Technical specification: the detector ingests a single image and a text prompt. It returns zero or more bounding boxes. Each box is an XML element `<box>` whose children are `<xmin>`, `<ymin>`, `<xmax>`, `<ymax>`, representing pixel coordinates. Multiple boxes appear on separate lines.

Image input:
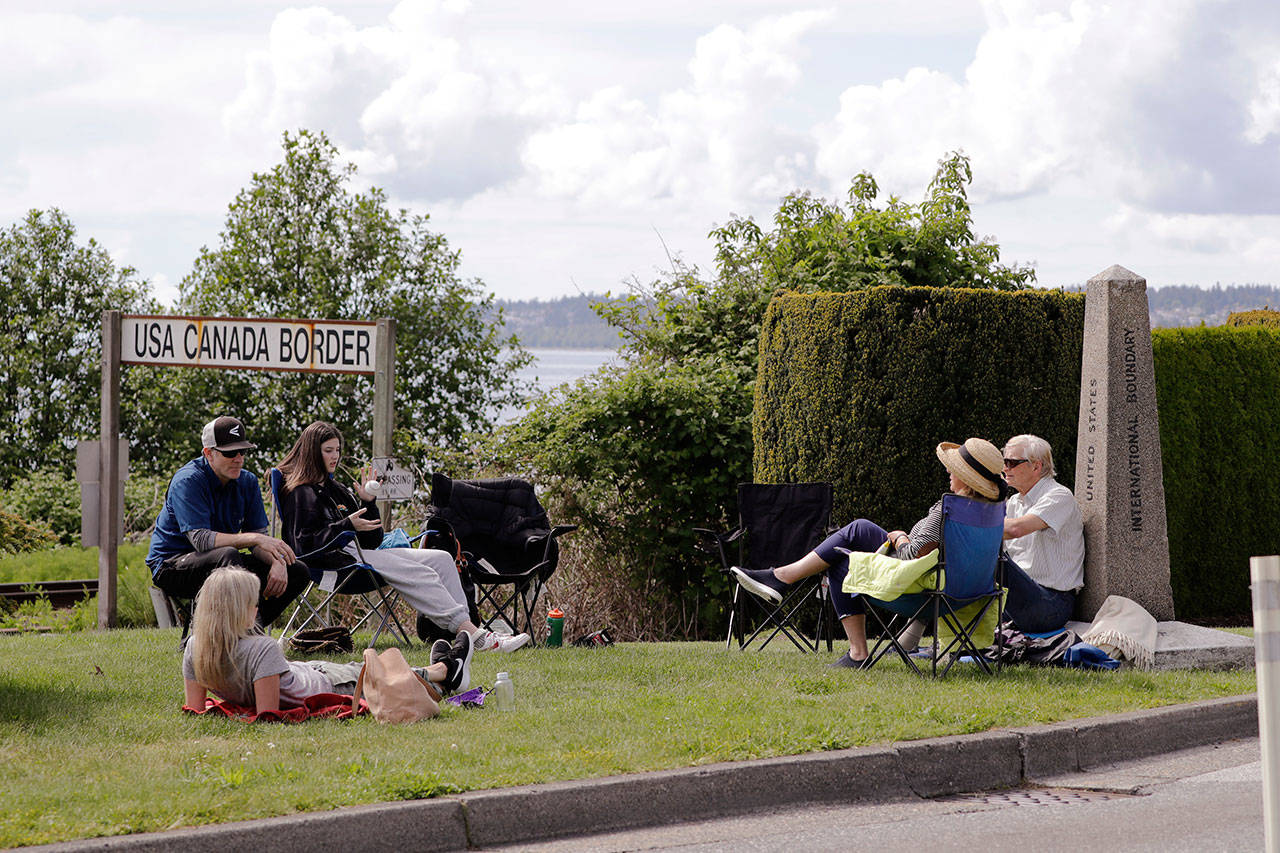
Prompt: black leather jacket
<box><xmin>280</xmin><ymin>477</ymin><xmax>382</xmax><ymax>570</ymax></box>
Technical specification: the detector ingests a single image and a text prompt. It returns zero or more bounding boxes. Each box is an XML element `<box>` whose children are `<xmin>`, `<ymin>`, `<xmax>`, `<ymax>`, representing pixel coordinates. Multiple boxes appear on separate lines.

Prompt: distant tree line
<box><xmin>1147</xmin><ymin>284</ymin><xmax>1280</xmax><ymax>327</ymax></box>
<box><xmin>496</xmin><ymin>279</ymin><xmax>1280</xmax><ymax>343</ymax></box>
<box><xmin>492</xmin><ymin>295</ymin><xmax>622</xmax><ymax>349</ymax></box>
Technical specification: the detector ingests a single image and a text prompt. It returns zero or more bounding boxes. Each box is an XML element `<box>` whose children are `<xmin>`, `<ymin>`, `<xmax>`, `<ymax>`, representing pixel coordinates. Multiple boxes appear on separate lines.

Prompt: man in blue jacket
<box><xmin>148</xmin><ymin>416</ymin><xmax>308</xmax><ymax>627</ymax></box>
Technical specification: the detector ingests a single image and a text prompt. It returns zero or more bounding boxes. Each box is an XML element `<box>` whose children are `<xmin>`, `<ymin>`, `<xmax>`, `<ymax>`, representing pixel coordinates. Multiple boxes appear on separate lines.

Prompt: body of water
<box><xmin>496</xmin><ymin>347</ymin><xmax>617</xmax><ymax>423</ymax></box>
<box><xmin>519</xmin><ymin>348</ymin><xmax>616</xmax><ymax>389</ymax></box>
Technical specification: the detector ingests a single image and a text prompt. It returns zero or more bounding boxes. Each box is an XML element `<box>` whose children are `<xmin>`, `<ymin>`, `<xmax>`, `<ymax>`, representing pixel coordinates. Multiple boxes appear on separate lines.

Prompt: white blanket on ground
<box><xmin>1080</xmin><ymin>595</ymin><xmax>1158</xmax><ymax>670</ymax></box>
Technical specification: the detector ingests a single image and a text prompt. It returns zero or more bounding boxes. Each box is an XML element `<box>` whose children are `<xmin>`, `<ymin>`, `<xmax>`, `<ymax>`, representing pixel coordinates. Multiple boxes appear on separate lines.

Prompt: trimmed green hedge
<box><xmin>1153</xmin><ymin>325</ymin><xmax>1280</xmax><ymax>620</ymax></box>
<box><xmin>754</xmin><ymin>286</ymin><xmax>1084</xmax><ymax>527</ymax></box>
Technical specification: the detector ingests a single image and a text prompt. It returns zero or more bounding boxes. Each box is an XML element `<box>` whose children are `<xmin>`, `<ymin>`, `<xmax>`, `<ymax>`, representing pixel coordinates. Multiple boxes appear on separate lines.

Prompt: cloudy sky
<box><xmin>3</xmin><ymin>0</ymin><xmax>1277</xmax><ymax>304</ymax></box>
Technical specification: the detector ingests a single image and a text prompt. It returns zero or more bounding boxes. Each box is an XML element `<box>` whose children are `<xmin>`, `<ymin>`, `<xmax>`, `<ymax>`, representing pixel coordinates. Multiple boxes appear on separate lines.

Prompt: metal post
<box><xmin>372</xmin><ymin>318</ymin><xmax>396</xmax><ymax>521</ymax></box>
<box><xmin>1252</xmin><ymin>554</ymin><xmax>1280</xmax><ymax>851</ymax></box>
<box><xmin>98</xmin><ymin>310</ymin><xmax>122</xmax><ymax>628</ymax></box>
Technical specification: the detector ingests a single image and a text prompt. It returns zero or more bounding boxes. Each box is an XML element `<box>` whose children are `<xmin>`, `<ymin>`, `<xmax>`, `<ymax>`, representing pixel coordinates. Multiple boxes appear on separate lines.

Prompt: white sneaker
<box><xmin>472</xmin><ymin>628</ymin><xmax>530</xmax><ymax>652</ymax></box>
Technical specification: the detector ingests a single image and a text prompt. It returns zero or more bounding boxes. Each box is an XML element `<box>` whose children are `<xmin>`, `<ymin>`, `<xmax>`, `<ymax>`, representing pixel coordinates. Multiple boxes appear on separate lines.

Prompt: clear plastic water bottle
<box><xmin>492</xmin><ymin>671</ymin><xmax>514</xmax><ymax>711</ymax></box>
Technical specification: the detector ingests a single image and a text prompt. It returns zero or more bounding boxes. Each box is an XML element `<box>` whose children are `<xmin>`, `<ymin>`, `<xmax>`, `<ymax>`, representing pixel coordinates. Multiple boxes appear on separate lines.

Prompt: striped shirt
<box><xmin>898</xmin><ymin>500</ymin><xmax>945</xmax><ymax>560</ymax></box>
<box><xmin>1004</xmin><ymin>476</ymin><xmax>1085</xmax><ymax>591</ymax></box>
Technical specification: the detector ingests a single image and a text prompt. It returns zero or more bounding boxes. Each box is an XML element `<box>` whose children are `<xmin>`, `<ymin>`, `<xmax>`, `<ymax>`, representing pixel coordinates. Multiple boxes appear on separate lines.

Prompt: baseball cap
<box><xmin>201</xmin><ymin>416</ymin><xmax>257</xmax><ymax>452</ymax></box>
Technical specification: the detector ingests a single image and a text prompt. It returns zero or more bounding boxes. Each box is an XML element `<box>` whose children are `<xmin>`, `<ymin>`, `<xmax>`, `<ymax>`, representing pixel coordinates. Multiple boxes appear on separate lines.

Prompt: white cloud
<box><xmin>521</xmin><ymin>11</ymin><xmax>829</xmax><ymax>208</ymax></box>
<box><xmin>225</xmin><ymin>0</ymin><xmax>562</xmax><ymax>200</ymax></box>
<box><xmin>1106</xmin><ymin>204</ymin><xmax>1280</xmax><ymax>260</ymax></box>
<box><xmin>4</xmin><ymin>0</ymin><xmax>1280</xmax><ymax>303</ymax></box>
<box><xmin>814</xmin><ymin>0</ymin><xmax>1280</xmax><ymax>217</ymax></box>
<box><xmin>0</xmin><ymin>7</ymin><xmax>256</xmax><ymax>250</ymax></box>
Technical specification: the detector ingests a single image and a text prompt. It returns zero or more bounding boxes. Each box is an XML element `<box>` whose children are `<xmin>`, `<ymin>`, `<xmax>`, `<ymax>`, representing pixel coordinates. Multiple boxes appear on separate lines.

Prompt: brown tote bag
<box><xmin>350</xmin><ymin>647</ymin><xmax>441</xmax><ymax>723</ymax></box>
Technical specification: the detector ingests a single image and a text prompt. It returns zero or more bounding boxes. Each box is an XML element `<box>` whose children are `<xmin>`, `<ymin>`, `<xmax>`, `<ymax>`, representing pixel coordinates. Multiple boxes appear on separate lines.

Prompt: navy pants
<box><xmin>997</xmin><ymin>554</ymin><xmax>1076</xmax><ymax>633</ymax></box>
<box><xmin>813</xmin><ymin>519</ymin><xmax>891</xmax><ymax>619</ymax></box>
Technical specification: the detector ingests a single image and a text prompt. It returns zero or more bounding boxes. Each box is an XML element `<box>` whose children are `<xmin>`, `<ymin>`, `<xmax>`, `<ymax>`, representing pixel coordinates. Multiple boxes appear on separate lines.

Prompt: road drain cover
<box><xmin>939</xmin><ymin>787</ymin><xmax>1141</xmax><ymax>806</ymax></box>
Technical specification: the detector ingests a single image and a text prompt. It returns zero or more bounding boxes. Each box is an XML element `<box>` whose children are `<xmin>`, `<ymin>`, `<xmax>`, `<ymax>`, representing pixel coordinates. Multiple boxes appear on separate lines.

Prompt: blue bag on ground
<box><xmin>1063</xmin><ymin>642</ymin><xmax>1121</xmax><ymax>670</ymax></box>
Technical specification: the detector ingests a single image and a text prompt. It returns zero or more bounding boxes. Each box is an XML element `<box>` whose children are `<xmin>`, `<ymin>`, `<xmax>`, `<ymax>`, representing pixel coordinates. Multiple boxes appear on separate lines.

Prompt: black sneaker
<box><xmin>440</xmin><ymin>630</ymin><xmax>474</xmax><ymax>696</ymax></box>
<box><xmin>430</xmin><ymin>638</ymin><xmax>451</xmax><ymax>665</ymax></box>
<box><xmin>827</xmin><ymin>651</ymin><xmax>870</xmax><ymax>669</ymax></box>
<box><xmin>729</xmin><ymin>566</ymin><xmax>793</xmax><ymax>604</ymax></box>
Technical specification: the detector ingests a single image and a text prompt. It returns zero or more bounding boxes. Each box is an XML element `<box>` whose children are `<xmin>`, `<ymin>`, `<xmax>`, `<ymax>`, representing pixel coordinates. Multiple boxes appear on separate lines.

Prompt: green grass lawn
<box><xmin>0</xmin><ymin>544</ymin><xmax>147</xmax><ymax>584</ymax></box>
<box><xmin>0</xmin><ymin>628</ymin><xmax>1258</xmax><ymax>848</ymax></box>
<box><xmin>0</xmin><ymin>545</ymin><xmax>156</xmax><ymax>630</ymax></box>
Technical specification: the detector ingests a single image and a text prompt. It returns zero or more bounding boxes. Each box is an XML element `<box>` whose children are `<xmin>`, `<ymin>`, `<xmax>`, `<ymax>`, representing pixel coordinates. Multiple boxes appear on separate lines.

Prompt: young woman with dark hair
<box><xmin>277</xmin><ymin>421</ymin><xmax>529</xmax><ymax>653</ymax></box>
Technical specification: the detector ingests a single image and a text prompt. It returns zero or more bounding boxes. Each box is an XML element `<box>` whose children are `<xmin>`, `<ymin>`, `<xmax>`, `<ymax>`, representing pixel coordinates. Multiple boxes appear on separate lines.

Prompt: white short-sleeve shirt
<box><xmin>1004</xmin><ymin>476</ymin><xmax>1085</xmax><ymax>591</ymax></box>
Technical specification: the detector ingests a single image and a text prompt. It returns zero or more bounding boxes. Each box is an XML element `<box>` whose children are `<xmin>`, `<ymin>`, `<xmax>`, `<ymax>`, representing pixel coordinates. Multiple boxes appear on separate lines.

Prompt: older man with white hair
<box><xmin>999</xmin><ymin>433</ymin><xmax>1085</xmax><ymax>632</ymax></box>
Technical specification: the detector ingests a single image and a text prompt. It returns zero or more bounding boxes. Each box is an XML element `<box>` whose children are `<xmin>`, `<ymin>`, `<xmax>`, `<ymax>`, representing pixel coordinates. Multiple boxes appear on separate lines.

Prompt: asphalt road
<box><xmin>488</xmin><ymin>738</ymin><xmax>1264</xmax><ymax>853</ymax></box>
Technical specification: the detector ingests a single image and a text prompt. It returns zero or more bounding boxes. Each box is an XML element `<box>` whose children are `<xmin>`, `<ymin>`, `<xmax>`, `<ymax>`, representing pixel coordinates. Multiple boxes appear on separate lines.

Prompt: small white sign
<box><xmin>369</xmin><ymin>457</ymin><xmax>414</xmax><ymax>500</ymax></box>
<box><xmin>121</xmin><ymin>315</ymin><xmax>377</xmax><ymax>374</ymax></box>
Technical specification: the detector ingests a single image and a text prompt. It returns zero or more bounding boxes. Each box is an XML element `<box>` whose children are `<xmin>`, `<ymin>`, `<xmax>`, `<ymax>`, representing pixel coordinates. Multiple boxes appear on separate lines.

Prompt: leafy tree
<box><xmin>0</xmin><ymin>209</ymin><xmax>152</xmax><ymax>488</ymax></box>
<box><xmin>492</xmin><ymin>153</ymin><xmax>1035</xmax><ymax>639</ymax></box>
<box><xmin>150</xmin><ymin>130</ymin><xmax>530</xmax><ymax>466</ymax></box>
<box><xmin>714</xmin><ymin>156</ymin><xmax>1034</xmax><ymax>294</ymax></box>
<box><xmin>602</xmin><ymin>153</ymin><xmax>1033</xmax><ymax>372</ymax></box>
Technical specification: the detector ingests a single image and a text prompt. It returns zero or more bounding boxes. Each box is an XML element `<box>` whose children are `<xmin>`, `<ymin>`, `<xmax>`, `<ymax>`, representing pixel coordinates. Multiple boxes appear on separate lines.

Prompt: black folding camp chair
<box><xmin>427</xmin><ymin>473</ymin><xmax>577</xmax><ymax>639</ymax></box>
<box><xmin>696</xmin><ymin>482</ymin><xmax>835</xmax><ymax>652</ymax></box>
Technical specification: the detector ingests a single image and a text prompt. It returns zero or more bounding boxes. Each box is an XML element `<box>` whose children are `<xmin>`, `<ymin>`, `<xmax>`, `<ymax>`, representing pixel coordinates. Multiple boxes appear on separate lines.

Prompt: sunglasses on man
<box><xmin>215</xmin><ymin>448</ymin><xmax>247</xmax><ymax>458</ymax></box>
<box><xmin>1003</xmin><ymin>457</ymin><xmax>1029</xmax><ymax>468</ymax></box>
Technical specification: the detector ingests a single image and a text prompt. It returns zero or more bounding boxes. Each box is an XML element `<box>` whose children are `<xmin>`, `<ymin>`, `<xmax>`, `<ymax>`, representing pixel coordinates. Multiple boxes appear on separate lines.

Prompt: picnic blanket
<box><xmin>183</xmin><ymin>692</ymin><xmax>369</xmax><ymax>723</ymax></box>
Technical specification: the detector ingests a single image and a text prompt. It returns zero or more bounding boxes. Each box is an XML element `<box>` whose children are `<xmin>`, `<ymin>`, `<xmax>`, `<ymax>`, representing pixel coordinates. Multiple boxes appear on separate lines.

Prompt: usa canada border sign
<box><xmin>122</xmin><ymin>315</ymin><xmax>378</xmax><ymax>374</ymax></box>
<box><xmin>97</xmin><ymin>311</ymin><xmax>397</xmax><ymax>628</ymax></box>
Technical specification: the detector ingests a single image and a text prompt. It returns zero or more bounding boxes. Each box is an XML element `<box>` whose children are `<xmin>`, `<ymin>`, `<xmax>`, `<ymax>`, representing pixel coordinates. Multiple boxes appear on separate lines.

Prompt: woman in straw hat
<box><xmin>731</xmin><ymin>437</ymin><xmax>1009</xmax><ymax>668</ymax></box>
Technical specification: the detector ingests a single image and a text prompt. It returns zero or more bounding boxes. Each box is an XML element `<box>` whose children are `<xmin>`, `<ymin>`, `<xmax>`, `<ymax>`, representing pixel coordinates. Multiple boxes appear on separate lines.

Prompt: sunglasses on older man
<box><xmin>1003</xmin><ymin>457</ymin><xmax>1029</xmax><ymax>468</ymax></box>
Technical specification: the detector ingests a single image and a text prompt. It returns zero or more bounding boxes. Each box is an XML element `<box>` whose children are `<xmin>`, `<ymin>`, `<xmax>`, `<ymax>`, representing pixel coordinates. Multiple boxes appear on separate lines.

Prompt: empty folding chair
<box><xmin>696</xmin><ymin>482</ymin><xmax>835</xmax><ymax>652</ymax></box>
<box><xmin>848</xmin><ymin>492</ymin><xmax>1006</xmax><ymax>678</ymax></box>
<box><xmin>425</xmin><ymin>473</ymin><xmax>576</xmax><ymax>639</ymax></box>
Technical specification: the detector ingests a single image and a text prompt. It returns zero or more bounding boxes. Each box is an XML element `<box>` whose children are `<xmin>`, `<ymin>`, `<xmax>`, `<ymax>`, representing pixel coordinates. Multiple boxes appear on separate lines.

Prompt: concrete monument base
<box><xmin>1067</xmin><ymin>620</ymin><xmax>1254</xmax><ymax>671</ymax></box>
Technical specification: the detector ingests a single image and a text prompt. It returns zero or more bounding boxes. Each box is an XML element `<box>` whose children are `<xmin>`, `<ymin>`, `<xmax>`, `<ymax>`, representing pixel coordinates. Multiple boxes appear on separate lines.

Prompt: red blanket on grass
<box><xmin>183</xmin><ymin>692</ymin><xmax>369</xmax><ymax>723</ymax></box>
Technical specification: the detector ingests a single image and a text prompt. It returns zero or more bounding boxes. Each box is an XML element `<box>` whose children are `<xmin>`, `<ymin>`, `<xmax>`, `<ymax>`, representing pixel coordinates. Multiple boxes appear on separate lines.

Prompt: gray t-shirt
<box><xmin>182</xmin><ymin>634</ymin><xmax>333</xmax><ymax>707</ymax></box>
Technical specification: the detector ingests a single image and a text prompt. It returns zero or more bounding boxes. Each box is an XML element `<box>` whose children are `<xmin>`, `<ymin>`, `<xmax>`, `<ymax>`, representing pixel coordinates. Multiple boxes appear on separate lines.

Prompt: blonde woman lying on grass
<box><xmin>182</xmin><ymin>568</ymin><xmax>473</xmax><ymax>714</ymax></box>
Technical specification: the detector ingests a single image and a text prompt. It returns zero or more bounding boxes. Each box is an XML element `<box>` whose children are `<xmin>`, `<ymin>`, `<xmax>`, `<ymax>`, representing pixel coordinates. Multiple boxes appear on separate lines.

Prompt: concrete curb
<box><xmin>36</xmin><ymin>694</ymin><xmax>1259</xmax><ymax>852</ymax></box>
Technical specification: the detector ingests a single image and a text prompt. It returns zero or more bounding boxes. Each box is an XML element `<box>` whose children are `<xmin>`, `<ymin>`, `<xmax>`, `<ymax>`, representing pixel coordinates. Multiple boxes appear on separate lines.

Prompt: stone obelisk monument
<box><xmin>1073</xmin><ymin>265</ymin><xmax>1176</xmax><ymax>621</ymax></box>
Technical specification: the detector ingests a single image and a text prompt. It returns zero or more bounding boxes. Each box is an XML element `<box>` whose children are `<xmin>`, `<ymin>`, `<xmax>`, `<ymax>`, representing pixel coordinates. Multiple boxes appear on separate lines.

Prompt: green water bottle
<box><xmin>547</xmin><ymin>608</ymin><xmax>564</xmax><ymax>647</ymax></box>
